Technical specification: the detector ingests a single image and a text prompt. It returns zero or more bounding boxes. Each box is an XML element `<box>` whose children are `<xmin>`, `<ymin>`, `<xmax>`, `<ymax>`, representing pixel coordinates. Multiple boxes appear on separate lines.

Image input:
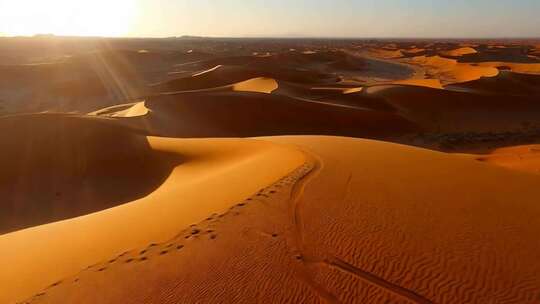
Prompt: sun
<box><xmin>0</xmin><ymin>0</ymin><xmax>139</xmax><ymax>37</ymax></box>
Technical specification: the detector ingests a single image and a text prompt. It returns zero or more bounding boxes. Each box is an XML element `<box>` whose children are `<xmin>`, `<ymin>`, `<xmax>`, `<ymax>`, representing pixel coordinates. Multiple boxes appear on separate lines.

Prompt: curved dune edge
<box><xmin>157</xmin><ymin>77</ymin><xmax>279</xmax><ymax>95</ymax></box>
<box><xmin>358</xmin><ymin>53</ymin><xmax>507</xmax><ymax>88</ymax></box>
<box><xmin>232</xmin><ymin>77</ymin><xmax>278</xmax><ymax>93</ymax></box>
<box><xmin>406</xmin><ymin>55</ymin><xmax>500</xmax><ymax>84</ymax></box>
<box><xmin>0</xmin><ymin>137</ymin><xmax>306</xmax><ymax>304</ymax></box>
<box><xmin>440</xmin><ymin>47</ymin><xmax>477</xmax><ymax>57</ymax></box>
<box><xmin>14</xmin><ymin>136</ymin><xmax>540</xmax><ymax>304</ymax></box>
<box><xmin>191</xmin><ymin>65</ymin><xmax>223</xmax><ymax>77</ymax></box>
<box><xmin>89</xmin><ymin>101</ymin><xmax>150</xmax><ymax>117</ymax></box>
<box><xmin>342</xmin><ymin>87</ymin><xmax>363</xmax><ymax>94</ymax></box>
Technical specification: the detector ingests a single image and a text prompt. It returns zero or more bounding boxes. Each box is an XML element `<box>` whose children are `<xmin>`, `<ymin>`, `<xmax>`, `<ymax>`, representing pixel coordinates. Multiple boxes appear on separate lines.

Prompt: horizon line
<box><xmin>1</xmin><ymin>34</ymin><xmax>540</xmax><ymax>41</ymax></box>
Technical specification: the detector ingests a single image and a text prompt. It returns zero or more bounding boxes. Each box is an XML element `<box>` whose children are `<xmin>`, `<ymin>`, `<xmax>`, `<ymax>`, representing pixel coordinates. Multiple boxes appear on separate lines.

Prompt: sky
<box><xmin>0</xmin><ymin>0</ymin><xmax>539</xmax><ymax>38</ymax></box>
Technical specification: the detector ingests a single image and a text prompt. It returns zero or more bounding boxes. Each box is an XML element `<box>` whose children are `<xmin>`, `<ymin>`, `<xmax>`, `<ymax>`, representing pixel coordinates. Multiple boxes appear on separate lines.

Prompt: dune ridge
<box><xmin>0</xmin><ymin>131</ymin><xmax>306</xmax><ymax>304</ymax></box>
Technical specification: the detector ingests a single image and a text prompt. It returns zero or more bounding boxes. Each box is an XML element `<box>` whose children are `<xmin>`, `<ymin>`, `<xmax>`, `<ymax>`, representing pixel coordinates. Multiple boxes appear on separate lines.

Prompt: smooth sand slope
<box><xmin>364</xmin><ymin>84</ymin><xmax>540</xmax><ymax>133</ymax></box>
<box><xmin>9</xmin><ymin>136</ymin><xmax>540</xmax><ymax>304</ymax></box>
<box><xmin>89</xmin><ymin>101</ymin><xmax>150</xmax><ymax>117</ymax></box>
<box><xmin>0</xmin><ymin>114</ymin><xmax>180</xmax><ymax>234</ymax></box>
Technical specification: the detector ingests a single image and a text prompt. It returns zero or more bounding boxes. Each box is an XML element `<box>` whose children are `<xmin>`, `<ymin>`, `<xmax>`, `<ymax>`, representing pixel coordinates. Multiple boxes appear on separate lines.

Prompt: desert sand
<box><xmin>1</xmin><ymin>37</ymin><xmax>540</xmax><ymax>304</ymax></box>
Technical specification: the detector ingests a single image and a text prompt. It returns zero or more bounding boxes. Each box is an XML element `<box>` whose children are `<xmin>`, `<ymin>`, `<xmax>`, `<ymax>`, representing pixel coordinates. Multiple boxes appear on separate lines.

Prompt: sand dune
<box><xmin>2</xmin><ymin>37</ymin><xmax>540</xmax><ymax>304</ymax></box>
<box><xmin>153</xmin><ymin>64</ymin><xmax>336</xmax><ymax>93</ymax></box>
<box><xmin>95</xmin><ymin>58</ymin><xmax>540</xmax><ymax>143</ymax></box>
<box><xmin>365</xmin><ymin>43</ymin><xmax>540</xmax><ymax>88</ymax></box>
<box><xmin>14</xmin><ymin>136</ymin><xmax>540</xmax><ymax>304</ymax></box>
<box><xmin>232</xmin><ymin>77</ymin><xmax>278</xmax><ymax>93</ymax></box>
<box><xmin>446</xmin><ymin>71</ymin><xmax>540</xmax><ymax>96</ymax></box>
<box><xmin>365</xmin><ymin>84</ymin><xmax>540</xmax><ymax>133</ymax></box>
<box><xmin>158</xmin><ymin>49</ymin><xmax>415</xmax><ymax>91</ymax></box>
<box><xmin>0</xmin><ymin>131</ymin><xmax>306</xmax><ymax>304</ymax></box>
<box><xmin>368</xmin><ymin>48</ymin><xmax>404</xmax><ymax>59</ymax></box>
<box><xmin>476</xmin><ymin>62</ymin><xmax>540</xmax><ymax>74</ymax></box>
<box><xmin>89</xmin><ymin>101</ymin><xmax>150</xmax><ymax>117</ymax></box>
<box><xmin>0</xmin><ymin>114</ymin><xmax>181</xmax><ymax>234</ymax></box>
<box><xmin>406</xmin><ymin>55</ymin><xmax>499</xmax><ymax>84</ymax></box>
<box><xmin>440</xmin><ymin>47</ymin><xmax>477</xmax><ymax>57</ymax></box>
<box><xmin>457</xmin><ymin>46</ymin><xmax>540</xmax><ymax>64</ymax></box>
<box><xmin>124</xmin><ymin>90</ymin><xmax>419</xmax><ymax>138</ymax></box>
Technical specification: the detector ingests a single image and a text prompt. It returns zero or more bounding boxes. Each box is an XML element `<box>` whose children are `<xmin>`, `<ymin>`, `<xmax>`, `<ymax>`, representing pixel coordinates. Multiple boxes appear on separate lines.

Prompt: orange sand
<box><xmin>9</xmin><ymin>136</ymin><xmax>540</xmax><ymax>304</ymax></box>
<box><xmin>1</xmin><ymin>37</ymin><xmax>540</xmax><ymax>304</ymax></box>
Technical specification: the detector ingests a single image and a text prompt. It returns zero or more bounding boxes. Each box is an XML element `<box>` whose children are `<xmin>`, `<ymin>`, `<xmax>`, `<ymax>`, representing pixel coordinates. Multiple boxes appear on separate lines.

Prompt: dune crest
<box><xmin>407</xmin><ymin>55</ymin><xmax>499</xmax><ymax>84</ymax></box>
<box><xmin>89</xmin><ymin>101</ymin><xmax>149</xmax><ymax>117</ymax></box>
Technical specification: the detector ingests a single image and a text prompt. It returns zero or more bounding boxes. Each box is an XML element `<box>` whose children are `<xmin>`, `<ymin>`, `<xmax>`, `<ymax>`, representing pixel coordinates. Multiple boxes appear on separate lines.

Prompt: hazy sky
<box><xmin>133</xmin><ymin>0</ymin><xmax>540</xmax><ymax>38</ymax></box>
<box><xmin>1</xmin><ymin>0</ymin><xmax>540</xmax><ymax>38</ymax></box>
